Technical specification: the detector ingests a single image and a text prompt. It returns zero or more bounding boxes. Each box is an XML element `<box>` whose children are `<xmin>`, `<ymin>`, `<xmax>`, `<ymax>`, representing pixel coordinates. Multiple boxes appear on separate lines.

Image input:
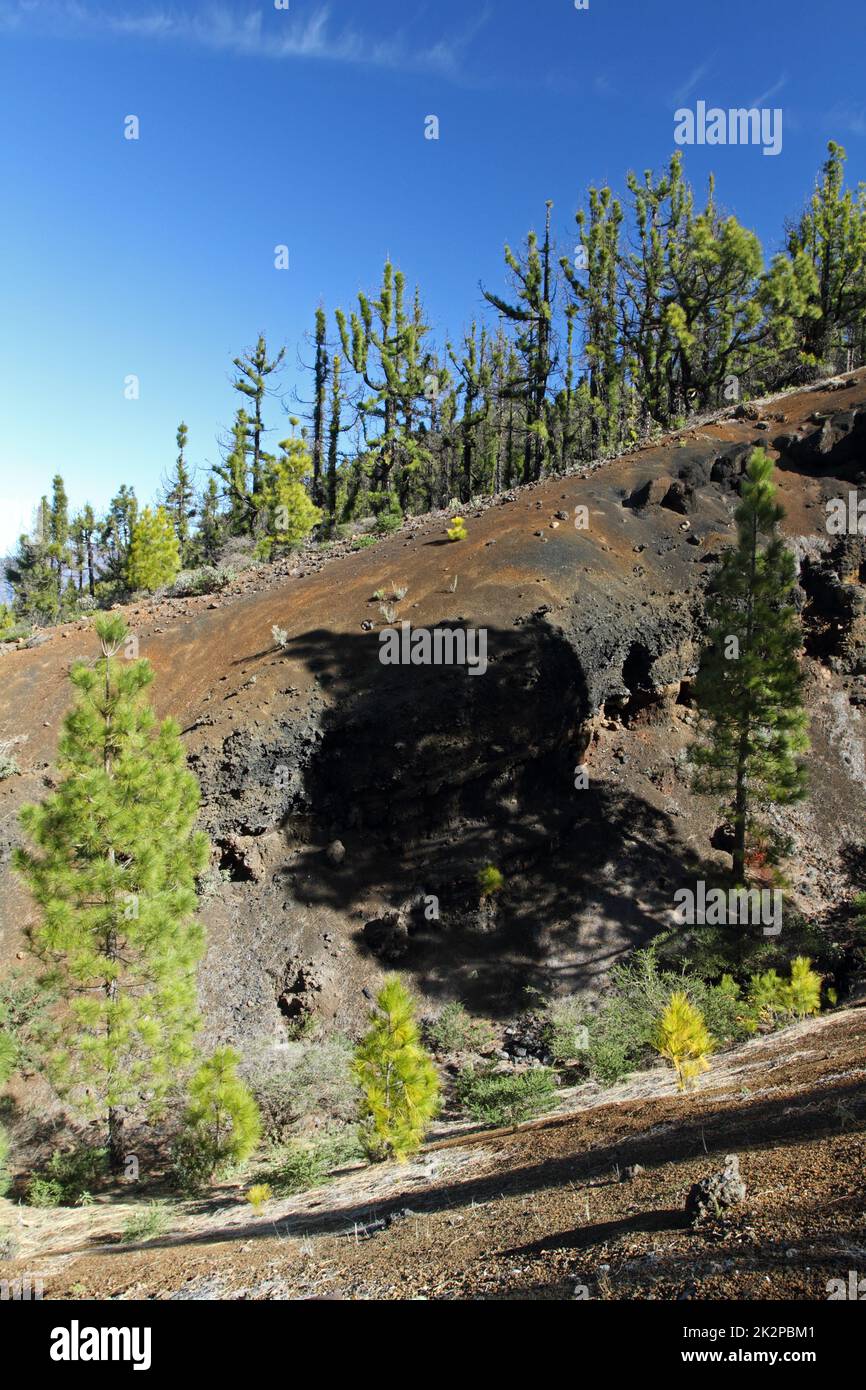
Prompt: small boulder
<box><xmin>685</xmin><ymin>1154</ymin><xmax>746</xmax><ymax>1226</ymax></box>
<box><xmin>364</xmin><ymin>912</ymin><xmax>409</xmax><ymax>961</ymax></box>
<box><xmin>621</xmin><ymin>1164</ymin><xmax>645</xmax><ymax>1182</ymax></box>
<box><xmin>326</xmin><ymin>839</ymin><xmax>346</xmax><ymax>866</ymax></box>
<box><xmin>627</xmin><ymin>475</ymin><xmax>673</xmax><ymax>509</ymax></box>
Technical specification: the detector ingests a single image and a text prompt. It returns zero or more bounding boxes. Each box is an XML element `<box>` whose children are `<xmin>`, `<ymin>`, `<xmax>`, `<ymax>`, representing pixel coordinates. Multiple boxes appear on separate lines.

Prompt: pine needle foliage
<box><xmin>14</xmin><ymin>614</ymin><xmax>209</xmax><ymax>1168</ymax></box>
<box><xmin>788</xmin><ymin>955</ymin><xmax>822</xmax><ymax>1018</ymax></box>
<box><xmin>353</xmin><ymin>976</ymin><xmax>440</xmax><ymax>1162</ymax></box>
<box><xmin>691</xmin><ymin>449</ymin><xmax>809</xmax><ymax>882</ymax></box>
<box><xmin>255</xmin><ymin>435</ymin><xmax>323</xmax><ymax>558</ymax></box>
<box><xmin>126</xmin><ymin>505</ymin><xmax>181</xmax><ymax>593</ymax></box>
<box><xmin>176</xmin><ymin>1047</ymin><xmax>261</xmax><ymax>1183</ymax></box>
<box><xmin>653</xmin><ymin>991</ymin><xmax>714</xmax><ymax>1092</ymax></box>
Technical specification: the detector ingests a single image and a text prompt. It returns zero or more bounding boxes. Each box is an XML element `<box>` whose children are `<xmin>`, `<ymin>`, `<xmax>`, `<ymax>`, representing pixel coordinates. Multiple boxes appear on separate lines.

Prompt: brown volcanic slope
<box><xmin>1</xmin><ymin>372</ymin><xmax>865</xmax><ymax>1045</ymax></box>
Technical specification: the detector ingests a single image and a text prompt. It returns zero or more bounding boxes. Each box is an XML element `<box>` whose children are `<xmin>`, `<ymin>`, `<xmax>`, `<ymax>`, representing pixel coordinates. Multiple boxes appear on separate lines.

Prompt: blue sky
<box><xmin>0</xmin><ymin>0</ymin><xmax>864</xmax><ymax>552</ymax></box>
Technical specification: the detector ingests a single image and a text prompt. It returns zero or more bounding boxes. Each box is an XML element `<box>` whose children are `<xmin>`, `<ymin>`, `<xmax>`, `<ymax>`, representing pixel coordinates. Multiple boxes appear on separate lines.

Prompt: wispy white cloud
<box><xmin>671</xmin><ymin>62</ymin><xmax>710</xmax><ymax>106</ymax></box>
<box><xmin>593</xmin><ymin>73</ymin><xmax>619</xmax><ymax>100</ymax></box>
<box><xmin>0</xmin><ymin>1</ymin><xmax>489</xmax><ymax>80</ymax></box>
<box><xmin>823</xmin><ymin>104</ymin><xmax>866</xmax><ymax>137</ymax></box>
<box><xmin>749</xmin><ymin>73</ymin><xmax>788</xmax><ymax>108</ymax></box>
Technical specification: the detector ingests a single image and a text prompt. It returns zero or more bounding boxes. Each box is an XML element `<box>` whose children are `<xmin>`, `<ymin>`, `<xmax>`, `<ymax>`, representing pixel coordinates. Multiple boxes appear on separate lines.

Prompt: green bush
<box><xmin>544</xmin><ymin>996</ymin><xmax>590</xmax><ymax>1063</ymax></box>
<box><xmin>455</xmin><ymin>1065</ymin><xmax>557</xmax><ymax>1126</ymax></box>
<box><xmin>584</xmin><ymin>947</ymin><xmax>748</xmax><ymax>1087</ymax></box>
<box><xmin>260</xmin><ymin>1130</ymin><xmax>363</xmax><ymax>1197</ymax></box>
<box><xmin>0</xmin><ymin>971</ymin><xmax>57</xmax><ymax>1080</ymax></box>
<box><xmin>168</xmin><ymin>566</ymin><xmax>235</xmax><ymax>598</ymax></box>
<box><xmin>742</xmin><ymin>956</ymin><xmax>823</xmax><ymax>1030</ymax></box>
<box><xmin>26</xmin><ymin>1145</ymin><xmax>107</xmax><ymax>1207</ymax></box>
<box><xmin>477</xmin><ymin>864</ymin><xmax>504</xmax><ymax>896</ymax></box>
<box><xmin>426</xmin><ymin>1002</ymin><xmax>496</xmax><ymax>1056</ymax></box>
<box><xmin>243</xmin><ymin>1036</ymin><xmax>356</xmax><ymax>1146</ymax></box>
<box><xmin>171</xmin><ymin>1048</ymin><xmax>261</xmax><ymax>1191</ymax></box>
<box><xmin>654</xmin><ymin>908</ymin><xmax>829</xmax><ymax>982</ymax></box>
<box><xmin>121</xmin><ymin>1201</ymin><xmax>169</xmax><ymax>1243</ymax></box>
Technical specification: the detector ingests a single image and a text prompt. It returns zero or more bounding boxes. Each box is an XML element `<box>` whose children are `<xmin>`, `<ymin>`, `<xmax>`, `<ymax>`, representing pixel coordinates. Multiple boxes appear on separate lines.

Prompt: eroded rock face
<box><xmin>3</xmin><ymin>373</ymin><xmax>866</xmax><ymax>1049</ymax></box>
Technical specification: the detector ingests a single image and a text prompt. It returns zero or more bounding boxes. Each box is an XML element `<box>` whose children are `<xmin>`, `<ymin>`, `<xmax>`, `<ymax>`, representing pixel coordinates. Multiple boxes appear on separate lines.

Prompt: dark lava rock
<box><xmin>685</xmin><ymin>1154</ymin><xmax>747</xmax><ymax>1226</ymax></box>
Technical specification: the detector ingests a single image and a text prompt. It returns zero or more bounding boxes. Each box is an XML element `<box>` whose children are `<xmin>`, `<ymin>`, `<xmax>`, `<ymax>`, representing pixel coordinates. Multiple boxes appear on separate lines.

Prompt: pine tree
<box><xmin>70</xmin><ymin>505</ymin><xmax>97</xmax><ymax>597</ymax></box>
<box><xmin>5</xmin><ymin>499</ymin><xmax>60</xmax><ymax>626</ymax></box>
<box><xmin>692</xmin><ymin>449</ymin><xmax>810</xmax><ymax>884</ymax></box>
<box><xmin>99</xmin><ymin>485</ymin><xmax>139</xmax><ymax>593</ymax></box>
<box><xmin>48</xmin><ymin>475</ymin><xmax>70</xmax><ymax>585</ymax></box>
<box><xmin>353</xmin><ymin>976</ymin><xmax>440</xmax><ymax>1161</ymax></box>
<box><xmin>653</xmin><ymin>991</ymin><xmax>713</xmax><ymax>1091</ymax></box>
<box><xmin>255</xmin><ymin>432</ymin><xmax>322</xmax><ymax>558</ymax></box>
<box><xmin>447</xmin><ymin>323</ymin><xmax>493</xmax><ymax>502</ymax></box>
<box><xmin>14</xmin><ymin>615</ymin><xmax>209</xmax><ymax>1168</ymax></box>
<box><xmin>232</xmin><ymin>335</ymin><xmax>285</xmax><ymax>504</ymax></box>
<box><xmin>197</xmin><ymin>477</ymin><xmax>223</xmax><ymax>563</ymax></box>
<box><xmin>213</xmin><ymin>408</ymin><xmax>252</xmax><ymax>536</ymax></box>
<box><xmin>177</xmin><ymin>1047</ymin><xmax>260</xmax><ymax>1182</ymax></box>
<box><xmin>787</xmin><ymin>142</ymin><xmax>866</xmax><ymax>369</ymax></box>
<box><xmin>126</xmin><ymin>505</ymin><xmax>181</xmax><ymax>593</ymax></box>
<box><xmin>310</xmin><ymin>306</ymin><xmax>329</xmax><ymax>508</ymax></box>
<box><xmin>483</xmin><ymin>204</ymin><xmax>557</xmax><ymax>483</ymax></box>
<box><xmin>336</xmin><ymin>261</ymin><xmax>433</xmax><ymax>513</ymax></box>
<box><xmin>788</xmin><ymin>956</ymin><xmax>822</xmax><ymax>1018</ymax></box>
<box><xmin>562</xmin><ymin>183</ymin><xmax>624</xmax><ymax>450</ymax></box>
<box><xmin>164</xmin><ymin>423</ymin><xmax>195</xmax><ymax>563</ymax></box>
<box><xmin>325</xmin><ymin>351</ymin><xmax>343</xmax><ymax>530</ymax></box>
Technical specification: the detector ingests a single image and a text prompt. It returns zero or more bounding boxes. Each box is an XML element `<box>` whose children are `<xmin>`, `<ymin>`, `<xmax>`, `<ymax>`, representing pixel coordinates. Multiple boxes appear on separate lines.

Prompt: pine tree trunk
<box><xmin>108</xmin><ymin>1106</ymin><xmax>125</xmax><ymax>1174</ymax></box>
<box><xmin>732</xmin><ymin>741</ymin><xmax>748</xmax><ymax>886</ymax></box>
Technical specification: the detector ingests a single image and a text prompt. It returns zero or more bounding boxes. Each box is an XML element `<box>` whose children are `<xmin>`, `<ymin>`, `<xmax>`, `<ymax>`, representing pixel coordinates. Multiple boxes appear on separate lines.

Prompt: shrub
<box><xmin>374</xmin><ymin>511</ymin><xmax>403</xmax><ymax>535</ymax></box>
<box><xmin>0</xmin><ymin>970</ymin><xmax>57</xmax><ymax>1080</ymax></box>
<box><xmin>246</xmin><ymin>1182</ymin><xmax>272</xmax><ymax>1212</ymax></box>
<box><xmin>351</xmin><ymin>535</ymin><xmax>378</xmax><ymax>551</ymax></box>
<box><xmin>26</xmin><ymin>1145</ymin><xmax>108</xmax><ymax>1207</ymax></box>
<box><xmin>745</xmin><ymin>968</ymin><xmax>791</xmax><ymax>1027</ymax></box>
<box><xmin>172</xmin><ymin>1048</ymin><xmax>261</xmax><ymax>1190</ymax></box>
<box><xmin>455</xmin><ymin>1066</ymin><xmax>557</xmax><ymax>1126</ymax></box>
<box><xmin>353</xmin><ymin>977</ymin><xmax>440</xmax><ymax>1161</ymax></box>
<box><xmin>426</xmin><ymin>1002</ymin><xmax>496</xmax><ymax>1056</ymax></box>
<box><xmin>584</xmin><ymin>947</ymin><xmax>747</xmax><ymax>1087</ymax></box>
<box><xmin>652</xmin><ymin>992</ymin><xmax>714</xmax><ymax>1091</ymax></box>
<box><xmin>477</xmin><ymin>864</ymin><xmax>504</xmax><ymax>896</ymax></box>
<box><xmin>121</xmin><ymin>1201</ymin><xmax>169</xmax><ymax>1243</ymax></box>
<box><xmin>260</xmin><ymin>1131</ymin><xmax>362</xmax><ymax>1196</ymax></box>
<box><xmin>272</xmin><ymin>625</ymin><xmax>289</xmax><ymax>650</ymax></box>
<box><xmin>243</xmin><ymin>1035</ymin><xmax>356</xmax><ymax>1146</ymax></box>
<box><xmin>545</xmin><ymin>996</ymin><xmax>590</xmax><ymax>1063</ymax></box>
<box><xmin>788</xmin><ymin>956</ymin><xmax>822</xmax><ymax>1018</ymax></box>
<box><xmin>447</xmin><ymin>516</ymin><xmax>467</xmax><ymax>542</ymax></box>
<box><xmin>0</xmin><ymin>738</ymin><xmax>24</xmax><ymax>780</ymax></box>
<box><xmin>168</xmin><ymin>566</ymin><xmax>235</xmax><ymax>598</ymax></box>
<box><xmin>743</xmin><ymin>956</ymin><xmax>823</xmax><ymax>1028</ymax></box>
<box><xmin>0</xmin><ymin>605</ymin><xmax>29</xmax><ymax>643</ymax></box>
